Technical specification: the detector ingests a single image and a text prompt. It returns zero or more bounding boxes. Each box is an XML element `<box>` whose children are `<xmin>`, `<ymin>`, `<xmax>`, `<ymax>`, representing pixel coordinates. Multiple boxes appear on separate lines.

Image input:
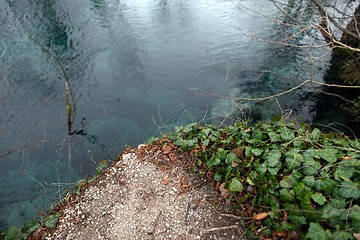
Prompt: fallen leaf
<box><xmin>219</xmin><ymin>183</ymin><xmax>230</xmax><ymax>197</ymax></box>
<box><xmin>232</xmin><ymin>148</ymin><xmax>244</xmax><ymax>157</ymax></box>
<box><xmin>163</xmin><ymin>176</ymin><xmax>170</xmax><ymax>185</ymax></box>
<box><xmin>274</xmin><ymin>230</ymin><xmax>287</xmax><ymax>237</ymax></box>
<box><xmin>253</xmin><ymin>212</ymin><xmax>269</xmax><ymax>221</ymax></box>
<box><xmin>162</xmin><ymin>145</ymin><xmax>173</xmax><ymax>155</ymax></box>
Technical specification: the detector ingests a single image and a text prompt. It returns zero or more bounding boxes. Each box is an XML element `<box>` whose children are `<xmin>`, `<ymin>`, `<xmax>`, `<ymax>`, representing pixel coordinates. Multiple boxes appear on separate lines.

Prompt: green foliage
<box><xmin>96</xmin><ymin>160</ymin><xmax>109</xmax><ymax>175</ymax></box>
<box><xmin>169</xmin><ymin>120</ymin><xmax>360</xmax><ymax>238</ymax></box>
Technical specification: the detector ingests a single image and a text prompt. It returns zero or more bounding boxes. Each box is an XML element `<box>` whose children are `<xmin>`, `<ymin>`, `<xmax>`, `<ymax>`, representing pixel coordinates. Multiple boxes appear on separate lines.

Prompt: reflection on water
<box><xmin>0</xmin><ymin>0</ymin><xmax>333</xmax><ymax>228</ymax></box>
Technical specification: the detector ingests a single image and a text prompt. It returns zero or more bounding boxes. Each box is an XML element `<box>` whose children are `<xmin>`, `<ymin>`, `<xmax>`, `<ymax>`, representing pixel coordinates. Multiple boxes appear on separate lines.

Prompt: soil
<box><xmin>30</xmin><ymin>140</ymin><xmax>247</xmax><ymax>240</ymax></box>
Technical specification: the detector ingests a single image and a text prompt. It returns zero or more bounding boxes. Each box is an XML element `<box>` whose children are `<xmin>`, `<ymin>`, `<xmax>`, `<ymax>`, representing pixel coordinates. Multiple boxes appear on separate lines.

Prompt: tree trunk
<box><xmin>340</xmin><ymin>4</ymin><xmax>360</xmax><ymax>48</ymax></box>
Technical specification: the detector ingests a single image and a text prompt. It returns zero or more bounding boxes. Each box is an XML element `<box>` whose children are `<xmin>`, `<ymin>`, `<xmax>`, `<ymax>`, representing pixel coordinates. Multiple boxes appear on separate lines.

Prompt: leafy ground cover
<box><xmin>168</xmin><ymin>120</ymin><xmax>360</xmax><ymax>239</ymax></box>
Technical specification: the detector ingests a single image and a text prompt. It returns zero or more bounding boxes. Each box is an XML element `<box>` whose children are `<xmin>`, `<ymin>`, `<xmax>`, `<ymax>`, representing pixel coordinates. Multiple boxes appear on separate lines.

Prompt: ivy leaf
<box><xmin>293</xmin><ymin>182</ymin><xmax>307</xmax><ymax>197</ymax></box>
<box><xmin>280</xmin><ymin>189</ymin><xmax>295</xmax><ymax>203</ymax></box>
<box><xmin>44</xmin><ymin>214</ymin><xmax>61</xmax><ymax>229</ymax></box>
<box><xmin>317</xmin><ymin>148</ymin><xmax>338</xmax><ymax>163</ymax></box>
<box><xmin>315</xmin><ymin>178</ymin><xmax>336</xmax><ymax>195</ymax></box>
<box><xmin>302</xmin><ymin>160</ymin><xmax>321</xmax><ymax>175</ymax></box>
<box><xmin>306</xmin><ymin>222</ymin><xmax>329</xmax><ymax>240</ymax></box>
<box><xmin>225</xmin><ymin>152</ymin><xmax>238</xmax><ymax>165</ymax></box>
<box><xmin>228</xmin><ymin>177</ymin><xmax>243</xmax><ymax>192</ymax></box>
<box><xmin>268</xmin><ymin>131</ymin><xmax>281</xmax><ymax>142</ymax></box>
<box><xmin>280</xmin><ymin>127</ymin><xmax>295</xmax><ymax>141</ymax></box>
<box><xmin>268</xmin><ymin>162</ymin><xmax>282</xmax><ymax>175</ymax></box>
<box><xmin>256</xmin><ymin>162</ymin><xmax>268</xmax><ymax>175</ymax></box>
<box><xmin>206</xmin><ymin>157</ymin><xmax>221</xmax><ymax>168</ymax></box>
<box><xmin>334</xmin><ymin>166</ymin><xmax>355</xmax><ymax>181</ymax></box>
<box><xmin>303</xmin><ymin>176</ymin><xmax>316</xmax><ymax>187</ymax></box>
<box><xmin>311</xmin><ymin>128</ymin><xmax>321</xmax><ymax>142</ymax></box>
<box><xmin>332</xmin><ymin>231</ymin><xmax>353</xmax><ymax>240</ymax></box>
<box><xmin>311</xmin><ymin>192</ymin><xmax>327</xmax><ymax>205</ymax></box>
<box><xmin>338</xmin><ymin>181</ymin><xmax>360</xmax><ymax>199</ymax></box>
<box><xmin>288</xmin><ymin>215</ymin><xmax>306</xmax><ymax>229</ymax></box>
<box><xmin>251</xmin><ymin>148</ymin><xmax>263</xmax><ymax>157</ymax></box>
<box><xmin>268</xmin><ymin>150</ymin><xmax>282</xmax><ymax>167</ymax></box>
<box><xmin>285</xmin><ymin>153</ymin><xmax>303</xmax><ymax>170</ymax></box>
<box><xmin>252</xmin><ymin>127</ymin><xmax>264</xmax><ymax>140</ymax></box>
<box><xmin>349</xmin><ymin>205</ymin><xmax>360</xmax><ymax>221</ymax></box>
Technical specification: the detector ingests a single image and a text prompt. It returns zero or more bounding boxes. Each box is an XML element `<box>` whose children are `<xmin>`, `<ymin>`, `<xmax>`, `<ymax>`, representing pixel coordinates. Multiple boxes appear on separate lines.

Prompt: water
<box><xmin>0</xmin><ymin>0</ymin><xmax>342</xmax><ymax>228</ymax></box>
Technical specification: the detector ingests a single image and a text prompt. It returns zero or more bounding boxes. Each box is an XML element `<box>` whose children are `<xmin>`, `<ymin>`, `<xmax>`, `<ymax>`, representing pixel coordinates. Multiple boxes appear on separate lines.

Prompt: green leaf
<box><xmin>280</xmin><ymin>127</ymin><xmax>295</xmax><ymax>141</ymax></box>
<box><xmin>256</xmin><ymin>162</ymin><xmax>268</xmax><ymax>175</ymax></box>
<box><xmin>225</xmin><ymin>152</ymin><xmax>237</xmax><ymax>165</ymax></box>
<box><xmin>303</xmin><ymin>148</ymin><xmax>316</xmax><ymax>161</ymax></box>
<box><xmin>228</xmin><ymin>177</ymin><xmax>243</xmax><ymax>192</ymax></box>
<box><xmin>214</xmin><ymin>172</ymin><xmax>223</xmax><ymax>182</ymax></box>
<box><xmin>302</xmin><ymin>160</ymin><xmax>321</xmax><ymax>175</ymax></box>
<box><xmin>251</xmin><ymin>148</ymin><xmax>263</xmax><ymax>156</ymax></box>
<box><xmin>334</xmin><ymin>166</ymin><xmax>355</xmax><ymax>181</ymax></box>
<box><xmin>349</xmin><ymin>205</ymin><xmax>360</xmax><ymax>221</ymax></box>
<box><xmin>332</xmin><ymin>231</ymin><xmax>353</xmax><ymax>240</ymax></box>
<box><xmin>206</xmin><ymin>157</ymin><xmax>221</xmax><ymax>168</ymax></box>
<box><xmin>317</xmin><ymin>148</ymin><xmax>338</xmax><ymax>163</ymax></box>
<box><xmin>268</xmin><ymin>162</ymin><xmax>282</xmax><ymax>175</ymax></box>
<box><xmin>303</xmin><ymin>176</ymin><xmax>316</xmax><ymax>187</ymax></box>
<box><xmin>311</xmin><ymin>192</ymin><xmax>327</xmax><ymax>205</ymax></box>
<box><xmin>280</xmin><ymin>189</ymin><xmax>295</xmax><ymax>203</ymax></box>
<box><xmin>293</xmin><ymin>182</ymin><xmax>307</xmax><ymax>197</ymax></box>
<box><xmin>293</xmin><ymin>139</ymin><xmax>304</xmax><ymax>147</ymax></box>
<box><xmin>288</xmin><ymin>215</ymin><xmax>306</xmax><ymax>229</ymax></box>
<box><xmin>322</xmin><ymin>204</ymin><xmax>345</xmax><ymax>219</ymax></box>
<box><xmin>245</xmin><ymin>146</ymin><xmax>253</xmax><ymax>158</ymax></box>
<box><xmin>201</xmin><ymin>128</ymin><xmax>211</xmax><ymax>137</ymax></box>
<box><xmin>267</xmin><ymin>150</ymin><xmax>282</xmax><ymax>167</ymax></box>
<box><xmin>311</xmin><ymin>128</ymin><xmax>321</xmax><ymax>142</ymax></box>
<box><xmin>314</xmin><ymin>178</ymin><xmax>336</xmax><ymax>195</ymax></box>
<box><xmin>285</xmin><ymin>153</ymin><xmax>303</xmax><ymax>170</ymax></box>
<box><xmin>352</xmin><ymin>219</ymin><xmax>360</xmax><ymax>232</ymax></box>
<box><xmin>338</xmin><ymin>181</ymin><xmax>360</xmax><ymax>199</ymax></box>
<box><xmin>306</xmin><ymin>222</ymin><xmax>329</xmax><ymax>240</ymax></box>
<box><xmin>268</xmin><ymin>131</ymin><xmax>281</xmax><ymax>142</ymax></box>
<box><xmin>202</xmin><ymin>139</ymin><xmax>210</xmax><ymax>147</ymax></box>
<box><xmin>252</xmin><ymin>127</ymin><xmax>264</xmax><ymax>140</ymax></box>
<box><xmin>44</xmin><ymin>214</ymin><xmax>60</xmax><ymax>229</ymax></box>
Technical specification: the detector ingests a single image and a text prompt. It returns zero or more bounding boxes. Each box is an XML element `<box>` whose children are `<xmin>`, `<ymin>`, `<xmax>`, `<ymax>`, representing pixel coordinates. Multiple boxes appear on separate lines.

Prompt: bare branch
<box><xmin>311</xmin><ymin>0</ymin><xmax>360</xmax><ymax>41</ymax></box>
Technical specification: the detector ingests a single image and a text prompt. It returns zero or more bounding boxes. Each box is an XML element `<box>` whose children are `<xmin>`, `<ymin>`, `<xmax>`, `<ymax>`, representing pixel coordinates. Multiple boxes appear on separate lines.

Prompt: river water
<box><xmin>0</xmin><ymin>0</ymin><xmax>347</xmax><ymax>228</ymax></box>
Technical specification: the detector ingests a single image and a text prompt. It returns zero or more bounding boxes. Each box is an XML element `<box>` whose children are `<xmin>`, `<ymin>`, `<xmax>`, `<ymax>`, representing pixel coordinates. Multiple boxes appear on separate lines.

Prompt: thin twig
<box><xmin>202</xmin><ymin>224</ymin><xmax>240</xmax><ymax>233</ymax></box>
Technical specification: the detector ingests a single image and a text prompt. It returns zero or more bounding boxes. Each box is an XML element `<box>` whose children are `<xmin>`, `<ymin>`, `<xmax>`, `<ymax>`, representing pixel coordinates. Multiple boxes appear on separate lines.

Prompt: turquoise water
<box><xmin>0</xmin><ymin>0</ymin><xmax>338</xmax><ymax>228</ymax></box>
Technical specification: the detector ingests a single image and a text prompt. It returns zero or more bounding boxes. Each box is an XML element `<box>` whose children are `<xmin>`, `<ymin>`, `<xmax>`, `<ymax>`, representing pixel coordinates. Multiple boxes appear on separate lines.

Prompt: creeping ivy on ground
<box><xmin>169</xmin><ymin>120</ymin><xmax>360</xmax><ymax>239</ymax></box>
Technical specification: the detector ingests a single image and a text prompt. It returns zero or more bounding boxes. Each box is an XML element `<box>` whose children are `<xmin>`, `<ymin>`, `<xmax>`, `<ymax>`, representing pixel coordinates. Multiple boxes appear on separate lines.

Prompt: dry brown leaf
<box><xmin>274</xmin><ymin>230</ymin><xmax>287</xmax><ymax>237</ymax></box>
<box><xmin>163</xmin><ymin>176</ymin><xmax>170</xmax><ymax>185</ymax></box>
<box><xmin>162</xmin><ymin>145</ymin><xmax>173</xmax><ymax>155</ymax></box>
<box><xmin>219</xmin><ymin>183</ymin><xmax>230</xmax><ymax>197</ymax></box>
<box><xmin>232</xmin><ymin>147</ymin><xmax>244</xmax><ymax>157</ymax></box>
<box><xmin>253</xmin><ymin>212</ymin><xmax>269</xmax><ymax>221</ymax></box>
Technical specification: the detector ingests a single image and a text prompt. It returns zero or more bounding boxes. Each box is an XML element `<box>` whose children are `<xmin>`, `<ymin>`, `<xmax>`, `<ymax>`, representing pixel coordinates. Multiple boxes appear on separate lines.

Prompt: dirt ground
<box><xmin>30</xmin><ymin>140</ymin><xmax>247</xmax><ymax>240</ymax></box>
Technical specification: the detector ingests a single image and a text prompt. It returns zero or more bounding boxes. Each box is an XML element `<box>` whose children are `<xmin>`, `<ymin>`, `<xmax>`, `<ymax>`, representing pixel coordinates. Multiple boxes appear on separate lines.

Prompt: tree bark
<box><xmin>340</xmin><ymin>4</ymin><xmax>360</xmax><ymax>47</ymax></box>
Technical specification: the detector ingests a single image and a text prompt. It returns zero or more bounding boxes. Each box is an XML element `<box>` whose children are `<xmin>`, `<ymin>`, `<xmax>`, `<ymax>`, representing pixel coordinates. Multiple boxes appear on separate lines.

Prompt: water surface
<box><xmin>0</xmin><ymin>0</ymin><xmax>333</xmax><ymax>228</ymax></box>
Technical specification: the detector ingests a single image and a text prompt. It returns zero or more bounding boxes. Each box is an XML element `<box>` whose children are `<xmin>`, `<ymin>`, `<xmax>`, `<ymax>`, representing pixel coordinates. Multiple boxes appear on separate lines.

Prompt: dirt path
<box><xmin>31</xmin><ymin>142</ymin><xmax>245</xmax><ymax>240</ymax></box>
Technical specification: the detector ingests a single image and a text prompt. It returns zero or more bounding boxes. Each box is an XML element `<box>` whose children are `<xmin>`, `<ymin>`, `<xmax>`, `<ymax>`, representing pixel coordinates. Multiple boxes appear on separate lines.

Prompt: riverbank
<box><xmin>4</xmin><ymin>120</ymin><xmax>360</xmax><ymax>239</ymax></box>
<box><xmin>30</xmin><ymin>141</ymin><xmax>244</xmax><ymax>239</ymax></box>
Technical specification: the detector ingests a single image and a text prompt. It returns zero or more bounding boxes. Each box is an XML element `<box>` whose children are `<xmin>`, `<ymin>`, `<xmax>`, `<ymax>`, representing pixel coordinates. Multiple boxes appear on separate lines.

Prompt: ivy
<box><xmin>170</xmin><ymin>120</ymin><xmax>360</xmax><ymax>238</ymax></box>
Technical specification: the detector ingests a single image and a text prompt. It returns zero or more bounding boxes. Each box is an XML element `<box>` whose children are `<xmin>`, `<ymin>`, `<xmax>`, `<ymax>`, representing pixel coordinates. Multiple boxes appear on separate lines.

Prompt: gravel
<box><xmin>39</xmin><ymin>144</ymin><xmax>244</xmax><ymax>240</ymax></box>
